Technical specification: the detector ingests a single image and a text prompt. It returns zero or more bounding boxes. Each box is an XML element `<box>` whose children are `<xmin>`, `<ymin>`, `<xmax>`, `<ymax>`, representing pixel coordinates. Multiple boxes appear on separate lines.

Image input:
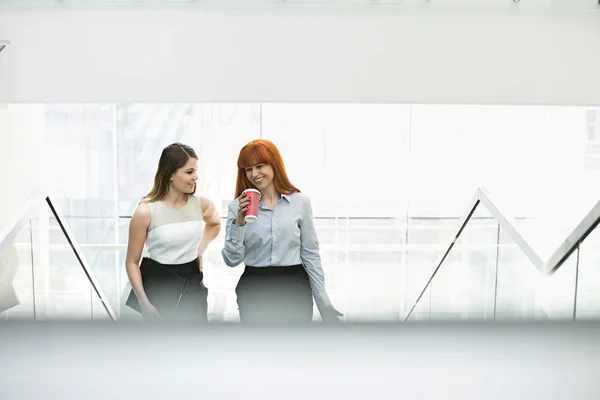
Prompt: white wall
<box><xmin>0</xmin><ymin>5</ymin><xmax>599</xmax><ymax>105</ymax></box>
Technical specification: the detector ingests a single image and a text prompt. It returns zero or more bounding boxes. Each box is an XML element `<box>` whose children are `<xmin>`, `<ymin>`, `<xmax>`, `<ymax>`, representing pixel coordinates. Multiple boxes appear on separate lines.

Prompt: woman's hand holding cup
<box><xmin>236</xmin><ymin>189</ymin><xmax>261</xmax><ymax>226</ymax></box>
<box><xmin>235</xmin><ymin>195</ymin><xmax>252</xmax><ymax>226</ymax></box>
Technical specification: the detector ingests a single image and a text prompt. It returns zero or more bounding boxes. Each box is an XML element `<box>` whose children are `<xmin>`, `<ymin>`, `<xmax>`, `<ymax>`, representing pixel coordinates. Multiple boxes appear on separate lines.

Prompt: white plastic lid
<box><xmin>244</xmin><ymin>215</ymin><xmax>258</xmax><ymax>223</ymax></box>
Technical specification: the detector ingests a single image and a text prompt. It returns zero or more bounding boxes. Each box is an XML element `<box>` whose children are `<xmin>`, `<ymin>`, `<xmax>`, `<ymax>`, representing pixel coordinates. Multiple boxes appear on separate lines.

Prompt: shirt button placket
<box><xmin>271</xmin><ymin>211</ymin><xmax>276</xmax><ymax>262</ymax></box>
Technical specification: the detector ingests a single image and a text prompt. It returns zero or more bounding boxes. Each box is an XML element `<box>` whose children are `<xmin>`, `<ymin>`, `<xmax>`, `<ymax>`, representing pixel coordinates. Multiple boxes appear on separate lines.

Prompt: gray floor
<box><xmin>1</xmin><ymin>321</ymin><xmax>598</xmax><ymax>400</ymax></box>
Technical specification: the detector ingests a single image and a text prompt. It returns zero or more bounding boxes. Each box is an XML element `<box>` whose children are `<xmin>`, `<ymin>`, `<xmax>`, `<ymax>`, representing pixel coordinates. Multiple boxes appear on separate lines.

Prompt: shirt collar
<box><xmin>259</xmin><ymin>193</ymin><xmax>291</xmax><ymax>207</ymax></box>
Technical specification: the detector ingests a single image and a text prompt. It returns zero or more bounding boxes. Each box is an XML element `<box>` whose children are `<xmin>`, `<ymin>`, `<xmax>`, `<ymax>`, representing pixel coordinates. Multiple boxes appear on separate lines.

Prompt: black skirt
<box><xmin>235</xmin><ymin>265</ymin><xmax>314</xmax><ymax>325</ymax></box>
<box><xmin>126</xmin><ymin>257</ymin><xmax>208</xmax><ymax>323</ymax></box>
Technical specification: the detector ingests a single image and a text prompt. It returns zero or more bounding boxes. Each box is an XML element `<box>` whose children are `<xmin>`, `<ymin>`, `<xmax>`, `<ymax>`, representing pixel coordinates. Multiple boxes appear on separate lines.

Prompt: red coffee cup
<box><xmin>242</xmin><ymin>189</ymin><xmax>261</xmax><ymax>223</ymax></box>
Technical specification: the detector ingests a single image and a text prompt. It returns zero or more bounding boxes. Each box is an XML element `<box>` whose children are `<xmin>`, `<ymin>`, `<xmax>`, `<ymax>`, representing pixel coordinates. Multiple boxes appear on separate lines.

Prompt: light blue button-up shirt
<box><xmin>221</xmin><ymin>192</ymin><xmax>332</xmax><ymax>310</ymax></box>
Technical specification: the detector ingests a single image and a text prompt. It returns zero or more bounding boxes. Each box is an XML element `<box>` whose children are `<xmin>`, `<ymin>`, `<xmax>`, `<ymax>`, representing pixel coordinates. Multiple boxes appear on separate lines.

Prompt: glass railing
<box><xmin>405</xmin><ymin>187</ymin><xmax>600</xmax><ymax>322</ymax></box>
<box><xmin>0</xmin><ymin>188</ymin><xmax>116</xmax><ymax>321</ymax></box>
<box><xmin>576</xmin><ymin>223</ymin><xmax>600</xmax><ymax>319</ymax></box>
<box><xmin>8</xmin><ymin>185</ymin><xmax>598</xmax><ymax>323</ymax></box>
<box><xmin>499</xmin><ymin>186</ymin><xmax>600</xmax><ymax>266</ymax></box>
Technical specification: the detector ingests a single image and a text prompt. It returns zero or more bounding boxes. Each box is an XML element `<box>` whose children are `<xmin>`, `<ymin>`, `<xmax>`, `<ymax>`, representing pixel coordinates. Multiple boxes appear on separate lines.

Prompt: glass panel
<box><xmin>575</xmin><ymin>224</ymin><xmax>600</xmax><ymax>320</ymax></box>
<box><xmin>494</xmin><ymin>225</ymin><xmax>578</xmax><ymax>321</ymax></box>
<box><xmin>514</xmin><ymin>194</ymin><xmax>600</xmax><ymax>263</ymax></box>
<box><xmin>1</xmin><ymin>199</ymin><xmax>114</xmax><ymax>320</ymax></box>
<box><xmin>35</xmin><ymin>214</ymin><xmax>92</xmax><ymax>319</ymax></box>
<box><xmin>333</xmin><ymin>217</ymin><xmax>404</xmax><ymax>322</ymax></box>
<box><xmin>203</xmin><ymin>246</ymin><xmax>244</xmax><ymax>323</ymax></box>
<box><xmin>536</xmin><ymin>249</ymin><xmax>577</xmax><ymax>320</ymax></box>
<box><xmin>46</xmin><ymin>216</ymin><xmax>122</xmax><ymax>314</ymax></box>
<box><xmin>81</xmin><ymin>245</ymin><xmax>122</xmax><ymax>317</ymax></box>
<box><xmin>405</xmin><ymin>204</ymin><xmax>499</xmax><ymax>321</ymax></box>
<box><xmin>428</xmin><ymin>204</ymin><xmax>498</xmax><ymax>321</ymax></box>
<box><xmin>0</xmin><ymin>218</ymin><xmax>35</xmax><ymax>320</ymax></box>
<box><xmin>36</xmin><ymin>210</ymin><xmax>113</xmax><ymax>320</ymax></box>
<box><xmin>340</xmin><ymin>249</ymin><xmax>403</xmax><ymax>322</ymax></box>
<box><xmin>404</xmin><ymin>217</ymin><xmax>462</xmax><ymax>319</ymax></box>
<box><xmin>495</xmin><ymin>225</ymin><xmax>545</xmax><ymax>320</ymax></box>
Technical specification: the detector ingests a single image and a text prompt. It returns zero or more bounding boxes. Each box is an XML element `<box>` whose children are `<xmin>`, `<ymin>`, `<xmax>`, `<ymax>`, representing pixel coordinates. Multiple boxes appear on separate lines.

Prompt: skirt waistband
<box><xmin>243</xmin><ymin>265</ymin><xmax>304</xmax><ymax>275</ymax></box>
<box><xmin>141</xmin><ymin>257</ymin><xmax>201</xmax><ymax>278</ymax></box>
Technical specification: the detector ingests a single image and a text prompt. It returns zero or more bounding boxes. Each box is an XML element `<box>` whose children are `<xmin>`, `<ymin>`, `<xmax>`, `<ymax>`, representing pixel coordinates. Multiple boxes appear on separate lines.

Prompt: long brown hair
<box><xmin>142</xmin><ymin>143</ymin><xmax>198</xmax><ymax>203</ymax></box>
<box><xmin>234</xmin><ymin>139</ymin><xmax>300</xmax><ymax>198</ymax></box>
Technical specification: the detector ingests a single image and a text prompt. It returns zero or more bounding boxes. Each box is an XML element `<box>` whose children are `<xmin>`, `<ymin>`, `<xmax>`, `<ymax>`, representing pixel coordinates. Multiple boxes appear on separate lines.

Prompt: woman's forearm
<box><xmin>125</xmin><ymin>261</ymin><xmax>150</xmax><ymax>305</ymax></box>
<box><xmin>198</xmin><ymin>223</ymin><xmax>220</xmax><ymax>255</ymax></box>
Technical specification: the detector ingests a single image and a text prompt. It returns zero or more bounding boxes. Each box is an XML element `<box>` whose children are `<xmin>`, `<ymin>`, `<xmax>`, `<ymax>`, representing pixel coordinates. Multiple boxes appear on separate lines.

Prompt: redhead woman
<box><xmin>222</xmin><ymin>139</ymin><xmax>342</xmax><ymax>324</ymax></box>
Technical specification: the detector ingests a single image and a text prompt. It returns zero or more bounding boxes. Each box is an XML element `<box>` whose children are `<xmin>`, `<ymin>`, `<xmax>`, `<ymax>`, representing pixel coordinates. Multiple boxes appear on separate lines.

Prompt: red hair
<box><xmin>234</xmin><ymin>139</ymin><xmax>300</xmax><ymax>198</ymax></box>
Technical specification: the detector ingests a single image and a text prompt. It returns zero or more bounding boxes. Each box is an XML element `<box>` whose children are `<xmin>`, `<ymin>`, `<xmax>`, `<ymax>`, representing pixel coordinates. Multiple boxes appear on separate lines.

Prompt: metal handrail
<box><xmin>545</xmin><ymin>199</ymin><xmax>600</xmax><ymax>275</ymax></box>
<box><xmin>0</xmin><ymin>187</ymin><xmax>117</xmax><ymax>321</ymax></box>
<box><xmin>404</xmin><ymin>187</ymin><xmax>600</xmax><ymax>322</ymax></box>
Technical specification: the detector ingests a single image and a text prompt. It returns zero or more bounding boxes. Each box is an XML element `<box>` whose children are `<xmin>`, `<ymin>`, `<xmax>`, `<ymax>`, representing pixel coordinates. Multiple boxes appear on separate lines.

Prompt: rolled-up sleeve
<box><xmin>221</xmin><ymin>200</ymin><xmax>246</xmax><ymax>267</ymax></box>
<box><xmin>299</xmin><ymin>195</ymin><xmax>332</xmax><ymax>310</ymax></box>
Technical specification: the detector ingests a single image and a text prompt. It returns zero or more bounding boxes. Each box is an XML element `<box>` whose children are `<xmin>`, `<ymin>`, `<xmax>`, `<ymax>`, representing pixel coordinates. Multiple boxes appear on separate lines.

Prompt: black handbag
<box><xmin>126</xmin><ymin>257</ymin><xmax>191</xmax><ymax>314</ymax></box>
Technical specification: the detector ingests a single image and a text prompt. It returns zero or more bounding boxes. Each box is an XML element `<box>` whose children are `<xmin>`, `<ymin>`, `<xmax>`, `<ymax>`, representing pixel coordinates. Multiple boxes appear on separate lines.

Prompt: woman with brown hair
<box><xmin>125</xmin><ymin>142</ymin><xmax>221</xmax><ymax>322</ymax></box>
<box><xmin>222</xmin><ymin>139</ymin><xmax>342</xmax><ymax>324</ymax></box>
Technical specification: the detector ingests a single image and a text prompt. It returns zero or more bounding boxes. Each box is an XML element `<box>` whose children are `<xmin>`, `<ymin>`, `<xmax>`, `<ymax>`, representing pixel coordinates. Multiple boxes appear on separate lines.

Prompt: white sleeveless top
<box><xmin>145</xmin><ymin>194</ymin><xmax>204</xmax><ymax>265</ymax></box>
